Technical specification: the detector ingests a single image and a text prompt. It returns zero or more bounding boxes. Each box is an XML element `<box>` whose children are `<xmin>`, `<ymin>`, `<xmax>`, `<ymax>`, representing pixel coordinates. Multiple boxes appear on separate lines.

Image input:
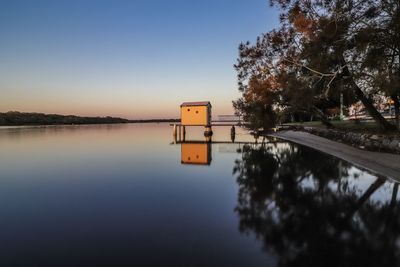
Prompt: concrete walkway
<box><xmin>269</xmin><ymin>130</ymin><xmax>400</xmax><ymax>181</ymax></box>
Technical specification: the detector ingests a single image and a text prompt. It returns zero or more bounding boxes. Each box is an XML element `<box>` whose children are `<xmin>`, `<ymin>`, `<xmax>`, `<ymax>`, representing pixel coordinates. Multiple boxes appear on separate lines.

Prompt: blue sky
<box><xmin>0</xmin><ymin>0</ymin><xmax>279</xmax><ymax>119</ymax></box>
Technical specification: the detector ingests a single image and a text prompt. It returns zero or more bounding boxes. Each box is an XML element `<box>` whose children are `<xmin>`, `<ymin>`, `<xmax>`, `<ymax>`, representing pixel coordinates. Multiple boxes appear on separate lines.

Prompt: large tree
<box><xmin>234</xmin><ymin>28</ymin><xmax>339</xmax><ymax>128</ymax></box>
<box><xmin>271</xmin><ymin>0</ymin><xmax>398</xmax><ymax>130</ymax></box>
<box><xmin>357</xmin><ymin>0</ymin><xmax>400</xmax><ymax>127</ymax></box>
<box><xmin>235</xmin><ymin>0</ymin><xmax>399</xmax><ymax>131</ymax></box>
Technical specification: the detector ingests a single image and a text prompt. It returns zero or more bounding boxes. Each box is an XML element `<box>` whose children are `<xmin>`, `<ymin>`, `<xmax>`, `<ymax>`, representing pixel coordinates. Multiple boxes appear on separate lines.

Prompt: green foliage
<box><xmin>235</xmin><ymin>0</ymin><xmax>400</xmax><ymax>131</ymax></box>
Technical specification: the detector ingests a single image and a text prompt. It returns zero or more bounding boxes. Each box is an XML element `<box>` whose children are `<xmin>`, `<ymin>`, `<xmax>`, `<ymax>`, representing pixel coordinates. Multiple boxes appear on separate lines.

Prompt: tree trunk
<box><xmin>340</xmin><ymin>56</ymin><xmax>396</xmax><ymax>131</ymax></box>
<box><xmin>312</xmin><ymin>106</ymin><xmax>334</xmax><ymax>128</ymax></box>
<box><xmin>390</xmin><ymin>183</ymin><xmax>399</xmax><ymax>210</ymax></box>
<box><xmin>352</xmin><ymin>84</ymin><xmax>396</xmax><ymax>131</ymax></box>
<box><xmin>391</xmin><ymin>94</ymin><xmax>400</xmax><ymax>129</ymax></box>
<box><xmin>347</xmin><ymin>177</ymin><xmax>386</xmax><ymax>220</ymax></box>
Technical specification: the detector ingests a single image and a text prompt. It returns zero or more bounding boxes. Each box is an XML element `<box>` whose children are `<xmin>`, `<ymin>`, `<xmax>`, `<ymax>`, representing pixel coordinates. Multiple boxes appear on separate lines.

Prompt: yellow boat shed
<box><xmin>180</xmin><ymin>101</ymin><xmax>212</xmax><ymax>126</ymax></box>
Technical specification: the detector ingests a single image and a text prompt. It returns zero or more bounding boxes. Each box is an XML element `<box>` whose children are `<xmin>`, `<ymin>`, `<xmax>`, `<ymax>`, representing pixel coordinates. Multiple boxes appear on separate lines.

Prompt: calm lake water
<box><xmin>0</xmin><ymin>123</ymin><xmax>399</xmax><ymax>266</ymax></box>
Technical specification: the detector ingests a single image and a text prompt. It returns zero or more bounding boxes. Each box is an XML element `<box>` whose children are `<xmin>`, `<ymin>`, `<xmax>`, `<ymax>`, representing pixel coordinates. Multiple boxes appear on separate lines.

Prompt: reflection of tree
<box><xmin>234</xmin><ymin>143</ymin><xmax>400</xmax><ymax>266</ymax></box>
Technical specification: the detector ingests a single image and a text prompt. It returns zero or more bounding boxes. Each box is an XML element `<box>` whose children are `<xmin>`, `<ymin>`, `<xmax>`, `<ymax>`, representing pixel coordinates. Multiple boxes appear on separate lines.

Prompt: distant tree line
<box><xmin>234</xmin><ymin>0</ymin><xmax>400</xmax><ymax>131</ymax></box>
<box><xmin>0</xmin><ymin>111</ymin><xmax>180</xmax><ymax>126</ymax></box>
<box><xmin>129</xmin><ymin>119</ymin><xmax>180</xmax><ymax>123</ymax></box>
<box><xmin>0</xmin><ymin>111</ymin><xmax>130</xmax><ymax>126</ymax></box>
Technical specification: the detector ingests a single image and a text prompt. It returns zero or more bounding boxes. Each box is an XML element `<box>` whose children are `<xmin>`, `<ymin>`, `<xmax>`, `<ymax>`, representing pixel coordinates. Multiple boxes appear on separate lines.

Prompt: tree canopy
<box><xmin>234</xmin><ymin>0</ymin><xmax>400</xmax><ymax>131</ymax></box>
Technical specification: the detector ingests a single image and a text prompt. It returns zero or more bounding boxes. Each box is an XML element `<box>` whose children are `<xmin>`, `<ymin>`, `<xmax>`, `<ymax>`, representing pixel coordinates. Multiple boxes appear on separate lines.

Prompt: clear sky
<box><xmin>0</xmin><ymin>0</ymin><xmax>279</xmax><ymax>119</ymax></box>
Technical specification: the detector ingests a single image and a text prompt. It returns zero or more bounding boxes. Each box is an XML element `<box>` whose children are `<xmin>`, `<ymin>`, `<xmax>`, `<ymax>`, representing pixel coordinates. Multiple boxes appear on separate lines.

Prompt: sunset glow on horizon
<box><xmin>0</xmin><ymin>0</ymin><xmax>279</xmax><ymax>119</ymax></box>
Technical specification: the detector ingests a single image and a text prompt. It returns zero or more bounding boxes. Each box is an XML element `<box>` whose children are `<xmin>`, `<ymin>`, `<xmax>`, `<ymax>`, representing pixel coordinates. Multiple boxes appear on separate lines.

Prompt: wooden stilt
<box><xmin>204</xmin><ymin>125</ymin><xmax>213</xmax><ymax>137</ymax></box>
<box><xmin>173</xmin><ymin>124</ymin><xmax>178</xmax><ymax>143</ymax></box>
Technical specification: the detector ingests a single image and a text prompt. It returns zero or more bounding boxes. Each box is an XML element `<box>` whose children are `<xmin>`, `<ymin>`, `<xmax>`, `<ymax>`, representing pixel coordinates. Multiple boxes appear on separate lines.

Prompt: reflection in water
<box><xmin>181</xmin><ymin>142</ymin><xmax>212</xmax><ymax>165</ymax></box>
<box><xmin>1</xmin><ymin>124</ymin><xmax>398</xmax><ymax>266</ymax></box>
<box><xmin>175</xmin><ymin>126</ymin><xmax>236</xmax><ymax>166</ymax></box>
<box><xmin>234</xmin><ymin>141</ymin><xmax>400</xmax><ymax>266</ymax></box>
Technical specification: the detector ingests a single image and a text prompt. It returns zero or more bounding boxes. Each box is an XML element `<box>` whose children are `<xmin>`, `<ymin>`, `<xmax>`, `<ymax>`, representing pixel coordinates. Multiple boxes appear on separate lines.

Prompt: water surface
<box><xmin>0</xmin><ymin>124</ymin><xmax>398</xmax><ymax>266</ymax></box>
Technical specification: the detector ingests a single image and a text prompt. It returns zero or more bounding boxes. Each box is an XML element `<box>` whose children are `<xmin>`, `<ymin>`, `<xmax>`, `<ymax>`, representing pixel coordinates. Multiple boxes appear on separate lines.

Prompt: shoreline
<box><xmin>268</xmin><ymin>130</ymin><xmax>400</xmax><ymax>181</ymax></box>
<box><xmin>0</xmin><ymin>121</ymin><xmax>180</xmax><ymax>128</ymax></box>
<box><xmin>0</xmin><ymin>111</ymin><xmax>179</xmax><ymax>127</ymax></box>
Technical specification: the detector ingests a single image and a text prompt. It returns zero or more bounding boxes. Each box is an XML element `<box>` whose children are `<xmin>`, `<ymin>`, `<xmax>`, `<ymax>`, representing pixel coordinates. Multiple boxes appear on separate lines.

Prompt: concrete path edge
<box><xmin>268</xmin><ymin>130</ymin><xmax>400</xmax><ymax>182</ymax></box>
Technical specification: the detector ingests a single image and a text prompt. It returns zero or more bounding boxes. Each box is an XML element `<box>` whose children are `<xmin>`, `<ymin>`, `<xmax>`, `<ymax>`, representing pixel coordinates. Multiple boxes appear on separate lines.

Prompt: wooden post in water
<box><xmin>230</xmin><ymin>125</ymin><xmax>236</xmax><ymax>143</ymax></box>
<box><xmin>204</xmin><ymin>125</ymin><xmax>213</xmax><ymax>138</ymax></box>
<box><xmin>173</xmin><ymin>124</ymin><xmax>177</xmax><ymax>143</ymax></box>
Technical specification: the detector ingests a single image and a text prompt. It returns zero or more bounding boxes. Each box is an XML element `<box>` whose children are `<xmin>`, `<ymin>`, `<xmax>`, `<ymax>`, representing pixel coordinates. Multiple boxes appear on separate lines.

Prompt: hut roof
<box><xmin>180</xmin><ymin>101</ymin><xmax>211</xmax><ymax>107</ymax></box>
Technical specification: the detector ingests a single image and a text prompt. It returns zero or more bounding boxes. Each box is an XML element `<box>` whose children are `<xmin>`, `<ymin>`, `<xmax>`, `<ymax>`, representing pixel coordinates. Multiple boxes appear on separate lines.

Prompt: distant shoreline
<box><xmin>0</xmin><ymin>111</ymin><xmax>179</xmax><ymax>126</ymax></box>
<box><xmin>128</xmin><ymin>119</ymin><xmax>180</xmax><ymax>123</ymax></box>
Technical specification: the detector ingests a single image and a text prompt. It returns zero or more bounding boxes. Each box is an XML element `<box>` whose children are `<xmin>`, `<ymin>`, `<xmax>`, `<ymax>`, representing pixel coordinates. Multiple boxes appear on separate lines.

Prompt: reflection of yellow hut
<box><xmin>181</xmin><ymin>142</ymin><xmax>211</xmax><ymax>165</ymax></box>
<box><xmin>180</xmin><ymin>102</ymin><xmax>212</xmax><ymax>126</ymax></box>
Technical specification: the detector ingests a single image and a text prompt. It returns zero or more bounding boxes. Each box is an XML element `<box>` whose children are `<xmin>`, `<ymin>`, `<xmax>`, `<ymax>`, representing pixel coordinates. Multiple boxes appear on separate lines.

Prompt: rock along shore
<box><xmin>280</xmin><ymin>126</ymin><xmax>400</xmax><ymax>154</ymax></box>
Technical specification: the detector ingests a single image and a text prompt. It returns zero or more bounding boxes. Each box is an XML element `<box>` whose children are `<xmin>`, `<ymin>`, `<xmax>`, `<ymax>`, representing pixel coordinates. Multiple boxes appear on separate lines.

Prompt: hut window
<box><xmin>196</xmin><ymin>110</ymin><xmax>199</xmax><ymax>114</ymax></box>
<box><xmin>187</xmin><ymin>108</ymin><xmax>190</xmax><ymax>111</ymax></box>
